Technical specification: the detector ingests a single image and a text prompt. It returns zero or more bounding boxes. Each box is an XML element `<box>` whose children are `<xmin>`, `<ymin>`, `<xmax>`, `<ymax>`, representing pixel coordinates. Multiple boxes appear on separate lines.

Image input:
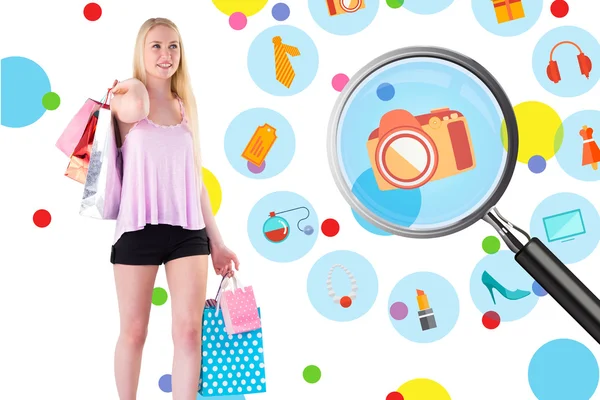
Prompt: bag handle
<box><xmin>214</xmin><ymin>273</ymin><xmax>246</xmax><ymax>316</ymax></box>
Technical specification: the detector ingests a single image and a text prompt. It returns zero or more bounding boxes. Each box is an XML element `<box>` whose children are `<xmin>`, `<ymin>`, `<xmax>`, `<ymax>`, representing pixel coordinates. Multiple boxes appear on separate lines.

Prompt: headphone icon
<box><xmin>547</xmin><ymin>41</ymin><xmax>593</xmax><ymax>84</ymax></box>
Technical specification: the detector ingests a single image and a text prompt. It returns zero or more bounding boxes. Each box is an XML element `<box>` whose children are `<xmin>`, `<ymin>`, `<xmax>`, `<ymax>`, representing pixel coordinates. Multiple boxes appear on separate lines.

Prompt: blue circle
<box><xmin>555</xmin><ymin>110</ymin><xmax>600</xmax><ymax>182</ymax></box>
<box><xmin>224</xmin><ymin>108</ymin><xmax>295</xmax><ymax>179</ymax></box>
<box><xmin>533</xmin><ymin>26</ymin><xmax>600</xmax><ymax>98</ymax></box>
<box><xmin>307</xmin><ymin>250</ymin><xmax>378</xmax><ymax>322</ymax></box>
<box><xmin>272</xmin><ymin>3</ymin><xmax>290</xmax><ymax>21</ymax></box>
<box><xmin>402</xmin><ymin>0</ymin><xmax>453</xmax><ymax>15</ymax></box>
<box><xmin>337</xmin><ymin>57</ymin><xmax>505</xmax><ymax>232</ymax></box>
<box><xmin>376</xmin><ymin>83</ymin><xmax>395</xmax><ymax>101</ymax></box>
<box><xmin>470</xmin><ymin>250</ymin><xmax>538</xmax><ymax>322</ymax></box>
<box><xmin>528</xmin><ymin>155</ymin><xmax>546</xmax><ymax>173</ymax></box>
<box><xmin>248</xmin><ymin>191</ymin><xmax>319</xmax><ymax>262</ymax></box>
<box><xmin>528</xmin><ymin>339</ymin><xmax>599</xmax><ymax>400</ymax></box>
<box><xmin>388</xmin><ymin>272</ymin><xmax>459</xmax><ymax>343</ymax></box>
<box><xmin>158</xmin><ymin>374</ymin><xmax>172</xmax><ymax>392</ymax></box>
<box><xmin>530</xmin><ymin>192</ymin><xmax>600</xmax><ymax>264</ymax></box>
<box><xmin>308</xmin><ymin>0</ymin><xmax>380</xmax><ymax>36</ymax></box>
<box><xmin>1</xmin><ymin>56</ymin><xmax>51</xmax><ymax>128</ymax></box>
<box><xmin>351</xmin><ymin>208</ymin><xmax>392</xmax><ymax>236</ymax></box>
<box><xmin>247</xmin><ymin>25</ymin><xmax>318</xmax><ymax>96</ymax></box>
<box><xmin>472</xmin><ymin>0</ymin><xmax>543</xmax><ymax>37</ymax></box>
<box><xmin>532</xmin><ymin>281</ymin><xmax>547</xmax><ymax>297</ymax></box>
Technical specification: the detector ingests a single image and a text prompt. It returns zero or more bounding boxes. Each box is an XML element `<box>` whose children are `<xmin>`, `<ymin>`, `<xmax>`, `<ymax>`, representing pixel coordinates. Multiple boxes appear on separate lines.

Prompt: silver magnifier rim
<box><xmin>327</xmin><ymin>46</ymin><xmax>519</xmax><ymax>239</ymax></box>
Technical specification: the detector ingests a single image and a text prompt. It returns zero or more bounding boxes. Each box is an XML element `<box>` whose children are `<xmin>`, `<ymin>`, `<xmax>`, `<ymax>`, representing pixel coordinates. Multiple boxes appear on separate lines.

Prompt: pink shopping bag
<box><xmin>216</xmin><ymin>275</ymin><xmax>261</xmax><ymax>335</ymax></box>
<box><xmin>56</xmin><ymin>98</ymin><xmax>103</xmax><ymax>157</ymax></box>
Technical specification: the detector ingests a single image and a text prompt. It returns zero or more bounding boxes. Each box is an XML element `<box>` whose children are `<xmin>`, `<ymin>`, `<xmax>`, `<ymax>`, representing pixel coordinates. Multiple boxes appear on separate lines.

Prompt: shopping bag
<box><xmin>215</xmin><ymin>275</ymin><xmax>261</xmax><ymax>335</ymax></box>
<box><xmin>199</xmin><ymin>288</ymin><xmax>267</xmax><ymax>397</ymax></box>
<box><xmin>79</xmin><ymin>105</ymin><xmax>123</xmax><ymax>220</ymax></box>
<box><xmin>56</xmin><ymin>98</ymin><xmax>103</xmax><ymax>157</ymax></box>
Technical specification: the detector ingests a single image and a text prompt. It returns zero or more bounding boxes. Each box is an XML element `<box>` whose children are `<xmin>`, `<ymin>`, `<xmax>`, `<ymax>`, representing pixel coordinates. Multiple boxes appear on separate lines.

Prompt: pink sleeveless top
<box><xmin>113</xmin><ymin>97</ymin><xmax>206</xmax><ymax>244</ymax></box>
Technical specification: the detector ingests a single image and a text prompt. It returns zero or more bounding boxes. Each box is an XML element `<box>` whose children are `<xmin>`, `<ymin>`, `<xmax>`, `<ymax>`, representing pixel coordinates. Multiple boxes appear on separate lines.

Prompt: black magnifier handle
<box><xmin>484</xmin><ymin>207</ymin><xmax>600</xmax><ymax>344</ymax></box>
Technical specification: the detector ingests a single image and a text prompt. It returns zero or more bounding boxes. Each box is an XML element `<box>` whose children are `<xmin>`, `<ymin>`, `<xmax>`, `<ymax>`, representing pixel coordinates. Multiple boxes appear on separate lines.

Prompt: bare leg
<box><xmin>165</xmin><ymin>255</ymin><xmax>209</xmax><ymax>400</ymax></box>
<box><xmin>113</xmin><ymin>263</ymin><xmax>159</xmax><ymax>400</ymax></box>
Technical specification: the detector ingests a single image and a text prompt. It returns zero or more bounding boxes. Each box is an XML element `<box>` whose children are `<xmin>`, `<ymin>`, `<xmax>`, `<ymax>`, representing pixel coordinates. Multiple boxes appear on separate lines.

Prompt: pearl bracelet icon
<box><xmin>326</xmin><ymin>264</ymin><xmax>358</xmax><ymax>308</ymax></box>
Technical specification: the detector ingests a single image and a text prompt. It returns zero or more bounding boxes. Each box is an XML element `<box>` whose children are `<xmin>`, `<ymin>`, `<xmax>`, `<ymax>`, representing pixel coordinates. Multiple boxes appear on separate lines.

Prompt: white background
<box><xmin>1</xmin><ymin>0</ymin><xmax>600</xmax><ymax>399</ymax></box>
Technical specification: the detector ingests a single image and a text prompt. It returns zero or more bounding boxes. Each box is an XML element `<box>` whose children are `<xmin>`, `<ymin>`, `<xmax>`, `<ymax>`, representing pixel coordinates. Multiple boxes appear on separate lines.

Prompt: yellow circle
<box><xmin>212</xmin><ymin>0</ymin><xmax>268</xmax><ymax>16</ymax></box>
<box><xmin>501</xmin><ymin>101</ymin><xmax>564</xmax><ymax>164</ymax></box>
<box><xmin>397</xmin><ymin>378</ymin><xmax>451</xmax><ymax>400</ymax></box>
<box><xmin>202</xmin><ymin>167</ymin><xmax>222</xmax><ymax>216</ymax></box>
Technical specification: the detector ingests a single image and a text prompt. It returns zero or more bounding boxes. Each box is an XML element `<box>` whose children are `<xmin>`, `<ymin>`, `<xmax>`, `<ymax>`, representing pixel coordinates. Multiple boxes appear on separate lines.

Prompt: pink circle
<box><xmin>229</xmin><ymin>12</ymin><xmax>247</xmax><ymax>30</ymax></box>
<box><xmin>331</xmin><ymin>73</ymin><xmax>349</xmax><ymax>92</ymax></box>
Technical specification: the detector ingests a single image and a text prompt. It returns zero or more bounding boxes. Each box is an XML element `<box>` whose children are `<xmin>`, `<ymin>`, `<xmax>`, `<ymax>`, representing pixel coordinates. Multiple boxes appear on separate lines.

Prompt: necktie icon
<box><xmin>272</xmin><ymin>36</ymin><xmax>301</xmax><ymax>88</ymax></box>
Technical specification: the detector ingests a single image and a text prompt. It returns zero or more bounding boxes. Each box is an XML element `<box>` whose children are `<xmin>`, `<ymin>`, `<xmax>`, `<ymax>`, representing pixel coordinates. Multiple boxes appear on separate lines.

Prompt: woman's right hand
<box><xmin>110</xmin><ymin>79</ymin><xmax>129</xmax><ymax>96</ymax></box>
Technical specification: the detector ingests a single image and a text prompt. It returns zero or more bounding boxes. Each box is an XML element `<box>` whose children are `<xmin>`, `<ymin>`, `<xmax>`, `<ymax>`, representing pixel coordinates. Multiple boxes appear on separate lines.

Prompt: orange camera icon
<box><xmin>366</xmin><ymin>107</ymin><xmax>477</xmax><ymax>191</ymax></box>
<box><xmin>326</xmin><ymin>0</ymin><xmax>366</xmax><ymax>16</ymax></box>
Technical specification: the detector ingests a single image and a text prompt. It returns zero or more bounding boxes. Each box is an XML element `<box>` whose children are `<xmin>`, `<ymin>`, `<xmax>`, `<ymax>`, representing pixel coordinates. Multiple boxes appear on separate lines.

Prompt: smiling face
<box><xmin>143</xmin><ymin>24</ymin><xmax>181</xmax><ymax>80</ymax></box>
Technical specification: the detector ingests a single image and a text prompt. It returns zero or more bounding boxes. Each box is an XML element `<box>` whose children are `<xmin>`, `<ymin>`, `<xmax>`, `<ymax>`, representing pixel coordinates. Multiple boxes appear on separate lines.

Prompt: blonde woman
<box><xmin>108</xmin><ymin>17</ymin><xmax>239</xmax><ymax>400</ymax></box>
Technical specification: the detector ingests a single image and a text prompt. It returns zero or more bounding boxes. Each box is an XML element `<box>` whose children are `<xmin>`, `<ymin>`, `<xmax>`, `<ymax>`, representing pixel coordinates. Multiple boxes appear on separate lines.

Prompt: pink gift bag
<box><xmin>215</xmin><ymin>275</ymin><xmax>261</xmax><ymax>335</ymax></box>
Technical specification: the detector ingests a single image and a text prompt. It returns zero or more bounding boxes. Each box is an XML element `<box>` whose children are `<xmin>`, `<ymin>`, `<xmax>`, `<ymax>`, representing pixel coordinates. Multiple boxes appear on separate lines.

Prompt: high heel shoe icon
<box><xmin>481</xmin><ymin>270</ymin><xmax>531</xmax><ymax>305</ymax></box>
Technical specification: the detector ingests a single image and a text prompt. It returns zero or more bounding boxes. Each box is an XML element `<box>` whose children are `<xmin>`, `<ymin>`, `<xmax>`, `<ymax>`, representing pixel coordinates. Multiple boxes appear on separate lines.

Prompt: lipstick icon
<box><xmin>416</xmin><ymin>289</ymin><xmax>437</xmax><ymax>331</ymax></box>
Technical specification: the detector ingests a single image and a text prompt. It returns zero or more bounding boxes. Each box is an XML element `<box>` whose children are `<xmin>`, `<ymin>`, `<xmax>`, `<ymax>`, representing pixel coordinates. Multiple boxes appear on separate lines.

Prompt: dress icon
<box><xmin>580</xmin><ymin>125</ymin><xmax>600</xmax><ymax>171</ymax></box>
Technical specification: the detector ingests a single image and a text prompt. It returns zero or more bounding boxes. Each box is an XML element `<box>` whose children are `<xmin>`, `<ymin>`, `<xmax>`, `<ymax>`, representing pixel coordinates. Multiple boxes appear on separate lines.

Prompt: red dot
<box><xmin>84</xmin><ymin>3</ymin><xmax>102</xmax><ymax>21</ymax></box>
<box><xmin>482</xmin><ymin>311</ymin><xmax>501</xmax><ymax>330</ymax></box>
<box><xmin>386</xmin><ymin>392</ymin><xmax>404</xmax><ymax>400</ymax></box>
<box><xmin>33</xmin><ymin>209</ymin><xmax>52</xmax><ymax>228</ymax></box>
<box><xmin>340</xmin><ymin>296</ymin><xmax>352</xmax><ymax>308</ymax></box>
<box><xmin>550</xmin><ymin>0</ymin><xmax>568</xmax><ymax>18</ymax></box>
<box><xmin>321</xmin><ymin>218</ymin><xmax>340</xmax><ymax>237</ymax></box>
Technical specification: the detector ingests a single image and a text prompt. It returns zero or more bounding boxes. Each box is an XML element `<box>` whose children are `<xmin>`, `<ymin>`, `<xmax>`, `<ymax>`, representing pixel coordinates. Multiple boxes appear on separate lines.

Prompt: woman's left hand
<box><xmin>211</xmin><ymin>243</ymin><xmax>240</xmax><ymax>277</ymax></box>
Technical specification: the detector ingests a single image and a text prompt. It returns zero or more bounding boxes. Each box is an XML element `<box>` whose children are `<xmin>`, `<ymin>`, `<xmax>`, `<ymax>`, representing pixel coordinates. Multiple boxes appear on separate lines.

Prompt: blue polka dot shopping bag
<box><xmin>199</xmin><ymin>276</ymin><xmax>267</xmax><ymax>397</ymax></box>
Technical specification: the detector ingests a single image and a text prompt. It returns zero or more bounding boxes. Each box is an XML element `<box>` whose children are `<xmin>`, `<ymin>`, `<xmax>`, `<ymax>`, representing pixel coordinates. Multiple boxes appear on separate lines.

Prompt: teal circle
<box><xmin>224</xmin><ymin>108</ymin><xmax>296</xmax><ymax>179</ymax></box>
<box><xmin>247</xmin><ymin>25</ymin><xmax>319</xmax><ymax>96</ymax></box>
<box><xmin>555</xmin><ymin>110</ymin><xmax>600</xmax><ymax>182</ymax></box>
<box><xmin>402</xmin><ymin>0</ymin><xmax>453</xmax><ymax>14</ymax></box>
<box><xmin>471</xmin><ymin>0</ymin><xmax>543</xmax><ymax>37</ymax></box>
<box><xmin>308</xmin><ymin>0</ymin><xmax>380</xmax><ymax>36</ymax></box>
<box><xmin>1</xmin><ymin>56</ymin><xmax>51</xmax><ymax>127</ymax></box>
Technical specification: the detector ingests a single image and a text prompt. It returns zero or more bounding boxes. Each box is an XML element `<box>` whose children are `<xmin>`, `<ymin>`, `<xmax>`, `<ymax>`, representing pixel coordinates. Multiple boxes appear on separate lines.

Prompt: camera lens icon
<box><xmin>367</xmin><ymin>108</ymin><xmax>477</xmax><ymax>191</ymax></box>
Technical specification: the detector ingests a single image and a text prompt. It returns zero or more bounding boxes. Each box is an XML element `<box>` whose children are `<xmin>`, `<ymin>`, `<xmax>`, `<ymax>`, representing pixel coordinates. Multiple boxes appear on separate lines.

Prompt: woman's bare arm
<box><xmin>200</xmin><ymin>185</ymin><xmax>224</xmax><ymax>249</ymax></box>
<box><xmin>111</xmin><ymin>78</ymin><xmax>150</xmax><ymax>124</ymax></box>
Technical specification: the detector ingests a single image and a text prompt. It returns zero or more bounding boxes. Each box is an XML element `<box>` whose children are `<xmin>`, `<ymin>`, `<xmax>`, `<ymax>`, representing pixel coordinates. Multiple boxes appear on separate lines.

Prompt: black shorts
<box><xmin>110</xmin><ymin>224</ymin><xmax>211</xmax><ymax>265</ymax></box>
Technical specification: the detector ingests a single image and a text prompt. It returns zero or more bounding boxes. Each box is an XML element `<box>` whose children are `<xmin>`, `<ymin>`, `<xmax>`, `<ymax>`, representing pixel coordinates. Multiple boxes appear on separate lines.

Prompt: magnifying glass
<box><xmin>327</xmin><ymin>46</ymin><xmax>600</xmax><ymax>344</ymax></box>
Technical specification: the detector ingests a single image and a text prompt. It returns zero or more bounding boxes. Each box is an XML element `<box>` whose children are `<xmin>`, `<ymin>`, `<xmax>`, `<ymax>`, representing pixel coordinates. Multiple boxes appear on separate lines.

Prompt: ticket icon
<box><xmin>242</xmin><ymin>123</ymin><xmax>278</xmax><ymax>167</ymax></box>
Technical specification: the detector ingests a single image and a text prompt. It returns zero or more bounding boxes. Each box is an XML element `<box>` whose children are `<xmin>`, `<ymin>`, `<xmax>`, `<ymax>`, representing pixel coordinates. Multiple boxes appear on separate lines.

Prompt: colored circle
<box><xmin>33</xmin><ymin>209</ymin><xmax>51</xmax><ymax>228</ymax></box>
<box><xmin>229</xmin><ymin>12</ymin><xmax>247</xmax><ymax>30</ymax></box>
<box><xmin>307</xmin><ymin>250</ymin><xmax>378</xmax><ymax>322</ymax></box>
<box><xmin>472</xmin><ymin>0</ymin><xmax>543</xmax><ymax>37</ymax></box>
<box><xmin>533</xmin><ymin>26</ymin><xmax>600</xmax><ymax>98</ymax></box>
<box><xmin>554</xmin><ymin>110</ymin><xmax>600</xmax><ymax>182</ymax></box>
<box><xmin>482</xmin><ymin>311</ymin><xmax>501</xmax><ymax>329</ymax></box>
<box><xmin>83</xmin><ymin>3</ymin><xmax>102</xmax><ymax>21</ymax></box>
<box><xmin>376</xmin><ymin>83</ymin><xmax>395</xmax><ymax>101</ymax></box>
<box><xmin>482</xmin><ymin>235</ymin><xmax>500</xmax><ymax>254</ymax></box>
<box><xmin>247</xmin><ymin>25</ymin><xmax>319</xmax><ymax>96</ymax></box>
<box><xmin>397</xmin><ymin>378</ymin><xmax>451</xmax><ymax>399</ymax></box>
<box><xmin>340</xmin><ymin>296</ymin><xmax>352</xmax><ymax>308</ymax></box>
<box><xmin>530</xmin><ymin>192</ymin><xmax>600</xmax><ymax>264</ymax></box>
<box><xmin>202</xmin><ymin>167</ymin><xmax>222</xmax><ymax>216</ymax></box>
<box><xmin>402</xmin><ymin>0</ymin><xmax>453</xmax><ymax>15</ymax></box>
<box><xmin>501</xmin><ymin>101</ymin><xmax>563</xmax><ymax>164</ymax></box>
<box><xmin>303</xmin><ymin>365</ymin><xmax>321</xmax><ymax>384</ymax></box>
<box><xmin>386</xmin><ymin>392</ymin><xmax>404</xmax><ymax>400</ymax></box>
<box><xmin>272</xmin><ymin>3</ymin><xmax>290</xmax><ymax>21</ymax></box>
<box><xmin>470</xmin><ymin>250</ymin><xmax>538</xmax><ymax>322</ymax></box>
<box><xmin>532</xmin><ymin>281</ymin><xmax>548</xmax><ymax>297</ymax></box>
<box><xmin>158</xmin><ymin>374</ymin><xmax>172</xmax><ymax>392</ymax></box>
<box><xmin>152</xmin><ymin>287</ymin><xmax>168</xmax><ymax>306</ymax></box>
<box><xmin>550</xmin><ymin>0</ymin><xmax>569</xmax><ymax>18</ymax></box>
<box><xmin>212</xmin><ymin>0</ymin><xmax>268</xmax><ymax>16</ymax></box>
<box><xmin>386</xmin><ymin>0</ymin><xmax>404</xmax><ymax>8</ymax></box>
<box><xmin>248</xmin><ymin>191</ymin><xmax>318</xmax><ymax>262</ymax></box>
<box><xmin>529</xmin><ymin>339</ymin><xmax>599</xmax><ymax>400</ymax></box>
<box><xmin>1</xmin><ymin>56</ymin><xmax>51</xmax><ymax>128</ymax></box>
<box><xmin>389</xmin><ymin>301</ymin><xmax>408</xmax><ymax>321</ymax></box>
<box><xmin>332</xmin><ymin>73</ymin><xmax>349</xmax><ymax>92</ymax></box>
<box><xmin>224</xmin><ymin>108</ymin><xmax>296</xmax><ymax>179</ymax></box>
<box><xmin>308</xmin><ymin>0</ymin><xmax>380</xmax><ymax>36</ymax></box>
<box><xmin>321</xmin><ymin>218</ymin><xmax>340</xmax><ymax>237</ymax></box>
<box><xmin>42</xmin><ymin>92</ymin><xmax>60</xmax><ymax>110</ymax></box>
<box><xmin>388</xmin><ymin>272</ymin><xmax>459</xmax><ymax>343</ymax></box>
<box><xmin>352</xmin><ymin>208</ymin><xmax>391</xmax><ymax>236</ymax></box>
<box><xmin>528</xmin><ymin>155</ymin><xmax>546</xmax><ymax>173</ymax></box>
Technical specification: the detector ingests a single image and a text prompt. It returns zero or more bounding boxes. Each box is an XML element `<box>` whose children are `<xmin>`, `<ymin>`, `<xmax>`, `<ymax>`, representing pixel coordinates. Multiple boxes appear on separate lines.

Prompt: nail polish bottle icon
<box><xmin>416</xmin><ymin>289</ymin><xmax>437</xmax><ymax>331</ymax></box>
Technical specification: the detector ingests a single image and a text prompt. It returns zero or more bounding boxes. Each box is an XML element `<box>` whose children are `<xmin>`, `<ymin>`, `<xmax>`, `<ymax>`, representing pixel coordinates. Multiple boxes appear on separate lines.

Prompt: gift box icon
<box><xmin>492</xmin><ymin>0</ymin><xmax>525</xmax><ymax>24</ymax></box>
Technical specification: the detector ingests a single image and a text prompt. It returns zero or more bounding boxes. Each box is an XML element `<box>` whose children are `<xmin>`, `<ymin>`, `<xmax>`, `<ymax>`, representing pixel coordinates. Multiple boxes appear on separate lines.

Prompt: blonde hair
<box><xmin>132</xmin><ymin>17</ymin><xmax>202</xmax><ymax>174</ymax></box>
